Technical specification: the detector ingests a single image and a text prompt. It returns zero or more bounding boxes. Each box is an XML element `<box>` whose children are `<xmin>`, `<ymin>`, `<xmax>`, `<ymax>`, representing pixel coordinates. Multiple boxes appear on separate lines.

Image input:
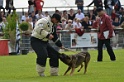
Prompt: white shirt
<box><xmin>75</xmin><ymin>13</ymin><xmax>85</xmax><ymax>20</ymax></box>
<box><xmin>21</xmin><ymin>15</ymin><xmax>29</xmax><ymax>21</ymax></box>
<box><xmin>73</xmin><ymin>22</ymin><xmax>82</xmax><ymax>28</ymax></box>
<box><xmin>35</xmin><ymin>14</ymin><xmax>44</xmax><ymax>20</ymax></box>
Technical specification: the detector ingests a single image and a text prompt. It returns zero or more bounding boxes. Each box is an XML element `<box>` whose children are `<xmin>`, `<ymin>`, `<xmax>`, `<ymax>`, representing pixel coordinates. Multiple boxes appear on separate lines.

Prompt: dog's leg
<box><xmin>84</xmin><ymin>57</ymin><xmax>90</xmax><ymax>74</ymax></box>
<box><xmin>77</xmin><ymin>63</ymin><xmax>83</xmax><ymax>72</ymax></box>
<box><xmin>64</xmin><ymin>66</ymin><xmax>71</xmax><ymax>75</ymax></box>
<box><xmin>70</xmin><ymin>67</ymin><xmax>75</xmax><ymax>76</ymax></box>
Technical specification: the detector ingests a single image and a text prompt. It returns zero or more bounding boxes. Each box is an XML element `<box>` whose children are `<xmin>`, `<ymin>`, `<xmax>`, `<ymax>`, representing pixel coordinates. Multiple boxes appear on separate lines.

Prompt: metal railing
<box><xmin>15</xmin><ymin>5</ymin><xmax>124</xmax><ymax>15</ymax></box>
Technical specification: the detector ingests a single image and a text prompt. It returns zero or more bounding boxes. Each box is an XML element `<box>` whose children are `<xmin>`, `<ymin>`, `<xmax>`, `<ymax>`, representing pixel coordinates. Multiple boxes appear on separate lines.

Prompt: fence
<box><xmin>20</xmin><ymin>29</ymin><xmax>124</xmax><ymax>53</ymax></box>
<box><xmin>15</xmin><ymin>5</ymin><xmax>124</xmax><ymax>15</ymax></box>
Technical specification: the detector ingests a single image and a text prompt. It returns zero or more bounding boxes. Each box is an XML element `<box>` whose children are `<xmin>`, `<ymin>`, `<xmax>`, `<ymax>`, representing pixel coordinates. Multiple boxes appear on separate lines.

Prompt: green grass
<box><xmin>0</xmin><ymin>49</ymin><xmax>124</xmax><ymax>82</ymax></box>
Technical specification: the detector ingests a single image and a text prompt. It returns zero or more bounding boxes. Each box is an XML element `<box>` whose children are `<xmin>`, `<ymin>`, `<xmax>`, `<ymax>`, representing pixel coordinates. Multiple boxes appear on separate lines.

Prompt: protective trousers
<box><xmin>31</xmin><ymin>37</ymin><xmax>59</xmax><ymax>67</ymax></box>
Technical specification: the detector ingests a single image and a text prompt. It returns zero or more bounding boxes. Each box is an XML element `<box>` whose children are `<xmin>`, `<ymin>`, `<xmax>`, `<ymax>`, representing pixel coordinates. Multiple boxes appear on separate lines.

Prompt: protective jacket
<box><xmin>31</xmin><ymin>16</ymin><xmax>62</xmax><ymax>47</ymax></box>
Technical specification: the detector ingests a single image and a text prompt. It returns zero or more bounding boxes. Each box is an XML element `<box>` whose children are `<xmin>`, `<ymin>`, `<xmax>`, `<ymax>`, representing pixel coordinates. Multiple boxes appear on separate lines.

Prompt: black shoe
<box><xmin>97</xmin><ymin>60</ymin><xmax>102</xmax><ymax>62</ymax></box>
<box><xmin>111</xmin><ymin>59</ymin><xmax>116</xmax><ymax>61</ymax></box>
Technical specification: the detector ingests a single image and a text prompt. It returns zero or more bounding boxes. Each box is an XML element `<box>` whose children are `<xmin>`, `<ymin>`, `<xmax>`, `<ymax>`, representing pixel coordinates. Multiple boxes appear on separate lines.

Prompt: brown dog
<box><xmin>59</xmin><ymin>52</ymin><xmax>90</xmax><ymax>76</ymax></box>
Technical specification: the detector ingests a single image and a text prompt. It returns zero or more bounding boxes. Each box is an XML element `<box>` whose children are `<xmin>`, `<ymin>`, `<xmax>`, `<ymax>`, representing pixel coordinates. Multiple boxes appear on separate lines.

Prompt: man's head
<box><xmin>96</xmin><ymin>7</ymin><xmax>104</xmax><ymax>17</ymax></box>
<box><xmin>51</xmin><ymin>13</ymin><xmax>61</xmax><ymax>24</ymax></box>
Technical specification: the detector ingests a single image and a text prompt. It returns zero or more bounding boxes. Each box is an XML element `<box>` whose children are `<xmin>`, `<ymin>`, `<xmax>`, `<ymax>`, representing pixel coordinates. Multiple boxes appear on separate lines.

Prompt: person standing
<box><xmin>34</xmin><ymin>0</ymin><xmax>44</xmax><ymax>14</ymax></box>
<box><xmin>30</xmin><ymin>13</ymin><xmax>64</xmax><ymax>76</ymax></box>
<box><xmin>28</xmin><ymin>0</ymin><xmax>35</xmax><ymax>15</ymax></box>
<box><xmin>104</xmin><ymin>0</ymin><xmax>115</xmax><ymax>16</ymax></box>
<box><xmin>5</xmin><ymin>0</ymin><xmax>16</xmax><ymax>15</ymax></box>
<box><xmin>0</xmin><ymin>0</ymin><xmax>5</xmax><ymax>15</ymax></box>
<box><xmin>75</xmin><ymin>0</ymin><xmax>84</xmax><ymax>13</ymax></box>
<box><xmin>92</xmin><ymin>7</ymin><xmax>116</xmax><ymax>62</ymax></box>
<box><xmin>113</xmin><ymin>0</ymin><xmax>121</xmax><ymax>12</ymax></box>
<box><xmin>87</xmin><ymin>0</ymin><xmax>103</xmax><ymax>8</ymax></box>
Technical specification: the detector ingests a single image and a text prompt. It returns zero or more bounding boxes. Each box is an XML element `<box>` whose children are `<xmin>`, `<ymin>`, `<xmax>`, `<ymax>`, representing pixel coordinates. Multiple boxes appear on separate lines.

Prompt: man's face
<box><xmin>97</xmin><ymin>11</ymin><xmax>102</xmax><ymax>17</ymax></box>
<box><xmin>51</xmin><ymin>18</ymin><xmax>59</xmax><ymax>24</ymax></box>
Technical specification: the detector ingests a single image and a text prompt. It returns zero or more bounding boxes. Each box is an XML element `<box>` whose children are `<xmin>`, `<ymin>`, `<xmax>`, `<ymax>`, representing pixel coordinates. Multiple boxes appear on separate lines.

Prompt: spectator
<box><xmin>73</xmin><ymin>18</ymin><xmax>84</xmax><ymax>37</ymax></box>
<box><xmin>34</xmin><ymin>0</ymin><xmax>44</xmax><ymax>14</ymax></box>
<box><xmin>75</xmin><ymin>0</ymin><xmax>84</xmax><ymax>13</ymax></box>
<box><xmin>75</xmin><ymin>9</ymin><xmax>85</xmax><ymax>21</ymax></box>
<box><xmin>87</xmin><ymin>0</ymin><xmax>103</xmax><ymax>8</ymax></box>
<box><xmin>35</xmin><ymin>10</ymin><xmax>44</xmax><ymax>20</ymax></box>
<box><xmin>43</xmin><ymin>11</ymin><xmax>50</xmax><ymax>17</ymax></box>
<box><xmin>88</xmin><ymin>10</ymin><xmax>96</xmax><ymax>22</ymax></box>
<box><xmin>118</xmin><ymin>7</ymin><xmax>124</xmax><ymax>16</ymax></box>
<box><xmin>25</xmin><ymin>18</ymin><xmax>33</xmax><ymax>35</ymax></box>
<box><xmin>92</xmin><ymin>6</ymin><xmax>97</xmax><ymax>16</ymax></box>
<box><xmin>114</xmin><ymin>0</ymin><xmax>121</xmax><ymax>12</ymax></box>
<box><xmin>0</xmin><ymin>0</ymin><xmax>5</xmax><ymax>15</ymax></box>
<box><xmin>28</xmin><ymin>0</ymin><xmax>35</xmax><ymax>15</ymax></box>
<box><xmin>0</xmin><ymin>17</ymin><xmax>4</xmax><ymax>33</ymax></box>
<box><xmin>0</xmin><ymin>11</ymin><xmax>6</xmax><ymax>19</ymax></box>
<box><xmin>0</xmin><ymin>16</ymin><xmax>6</xmax><ymax>37</ymax></box>
<box><xmin>64</xmin><ymin>20</ymin><xmax>73</xmax><ymax>30</ymax></box>
<box><xmin>111</xmin><ymin>9</ymin><xmax>118</xmax><ymax>21</ymax></box>
<box><xmin>29</xmin><ymin>11</ymin><xmax>37</xmax><ymax>28</ymax></box>
<box><xmin>81</xmin><ymin>16</ymin><xmax>92</xmax><ymax>30</ymax></box>
<box><xmin>120</xmin><ymin>14</ymin><xmax>124</xmax><ymax>24</ymax></box>
<box><xmin>112</xmin><ymin>17</ymin><xmax>120</xmax><ymax>28</ymax></box>
<box><xmin>73</xmin><ymin>18</ymin><xmax>83</xmax><ymax>29</ymax></box>
<box><xmin>5</xmin><ymin>0</ymin><xmax>16</xmax><ymax>15</ymax></box>
<box><xmin>68</xmin><ymin>9</ymin><xmax>75</xmax><ymax>21</ymax></box>
<box><xmin>81</xmin><ymin>16</ymin><xmax>92</xmax><ymax>52</ymax></box>
<box><xmin>61</xmin><ymin>10</ymin><xmax>68</xmax><ymax>21</ymax></box>
<box><xmin>28</xmin><ymin>17</ymin><xmax>34</xmax><ymax>28</ymax></box>
<box><xmin>55</xmin><ymin>10</ymin><xmax>61</xmax><ymax>16</ymax></box>
<box><xmin>60</xmin><ymin>17</ymin><xmax>67</xmax><ymax>29</ymax></box>
<box><xmin>21</xmin><ymin>12</ymin><xmax>29</xmax><ymax>21</ymax></box>
<box><xmin>104</xmin><ymin>0</ymin><xmax>115</xmax><ymax>16</ymax></box>
<box><xmin>72</xmin><ymin>18</ymin><xmax>77</xmax><ymax>26</ymax></box>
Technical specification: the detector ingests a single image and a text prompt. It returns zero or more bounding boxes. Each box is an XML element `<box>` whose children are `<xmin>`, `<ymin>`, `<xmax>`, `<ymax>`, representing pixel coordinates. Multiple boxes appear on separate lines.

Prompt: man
<box><xmin>104</xmin><ymin>0</ymin><xmax>115</xmax><ymax>16</ymax></box>
<box><xmin>87</xmin><ymin>0</ymin><xmax>103</xmax><ymax>8</ymax></box>
<box><xmin>0</xmin><ymin>0</ymin><xmax>5</xmax><ymax>15</ymax></box>
<box><xmin>30</xmin><ymin>13</ymin><xmax>64</xmax><ymax>76</ymax></box>
<box><xmin>75</xmin><ymin>0</ymin><xmax>84</xmax><ymax>13</ymax></box>
<box><xmin>92</xmin><ymin>7</ymin><xmax>116</xmax><ymax>61</ymax></box>
<box><xmin>6</xmin><ymin>0</ymin><xmax>16</xmax><ymax>15</ymax></box>
<box><xmin>75</xmin><ymin>9</ymin><xmax>85</xmax><ymax>21</ymax></box>
<box><xmin>113</xmin><ymin>0</ymin><xmax>121</xmax><ymax>12</ymax></box>
<box><xmin>35</xmin><ymin>0</ymin><xmax>44</xmax><ymax>14</ymax></box>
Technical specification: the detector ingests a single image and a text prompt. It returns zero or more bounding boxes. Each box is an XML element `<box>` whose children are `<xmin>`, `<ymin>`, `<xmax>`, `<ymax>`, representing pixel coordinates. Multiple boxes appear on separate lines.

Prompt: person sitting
<box><xmin>112</xmin><ymin>17</ymin><xmax>120</xmax><ymax>28</ymax></box>
<box><xmin>64</xmin><ymin>20</ymin><xmax>73</xmax><ymax>31</ymax></box>
<box><xmin>81</xmin><ymin>16</ymin><xmax>92</xmax><ymax>32</ymax></box>
<box><xmin>21</xmin><ymin>12</ymin><xmax>29</xmax><ymax>21</ymax></box>
<box><xmin>75</xmin><ymin>9</ymin><xmax>85</xmax><ymax>21</ymax></box>
<box><xmin>68</xmin><ymin>9</ymin><xmax>75</xmax><ymax>21</ymax></box>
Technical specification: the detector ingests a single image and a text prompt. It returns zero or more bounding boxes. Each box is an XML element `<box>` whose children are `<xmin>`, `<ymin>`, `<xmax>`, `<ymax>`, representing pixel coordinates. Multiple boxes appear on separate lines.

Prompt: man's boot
<box><xmin>36</xmin><ymin>64</ymin><xmax>45</xmax><ymax>76</ymax></box>
<box><xmin>50</xmin><ymin>67</ymin><xmax>59</xmax><ymax>76</ymax></box>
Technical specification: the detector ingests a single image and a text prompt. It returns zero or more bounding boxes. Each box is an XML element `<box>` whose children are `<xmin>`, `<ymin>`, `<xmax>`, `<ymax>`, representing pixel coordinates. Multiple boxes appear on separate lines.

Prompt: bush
<box><xmin>19</xmin><ymin>22</ymin><xmax>29</xmax><ymax>31</ymax></box>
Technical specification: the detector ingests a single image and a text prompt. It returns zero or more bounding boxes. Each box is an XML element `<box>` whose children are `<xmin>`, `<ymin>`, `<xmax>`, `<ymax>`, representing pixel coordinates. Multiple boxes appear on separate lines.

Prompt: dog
<box><xmin>59</xmin><ymin>52</ymin><xmax>90</xmax><ymax>76</ymax></box>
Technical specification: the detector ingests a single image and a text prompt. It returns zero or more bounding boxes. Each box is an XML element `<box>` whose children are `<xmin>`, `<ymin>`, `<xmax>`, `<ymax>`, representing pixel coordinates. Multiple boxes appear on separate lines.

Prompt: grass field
<box><xmin>0</xmin><ymin>49</ymin><xmax>124</xmax><ymax>82</ymax></box>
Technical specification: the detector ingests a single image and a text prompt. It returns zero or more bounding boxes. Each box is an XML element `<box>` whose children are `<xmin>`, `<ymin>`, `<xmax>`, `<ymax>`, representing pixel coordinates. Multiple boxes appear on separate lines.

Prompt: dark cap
<box><xmin>96</xmin><ymin>7</ymin><xmax>103</xmax><ymax>12</ymax></box>
<box><xmin>52</xmin><ymin>13</ymin><xmax>61</xmax><ymax>22</ymax></box>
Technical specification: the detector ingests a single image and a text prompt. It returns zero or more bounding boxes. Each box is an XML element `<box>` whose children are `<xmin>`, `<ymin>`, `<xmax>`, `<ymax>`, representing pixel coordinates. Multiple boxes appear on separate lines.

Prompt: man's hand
<box><xmin>59</xmin><ymin>46</ymin><xmax>65</xmax><ymax>49</ymax></box>
<box><xmin>49</xmin><ymin>34</ymin><xmax>54</xmax><ymax>40</ymax></box>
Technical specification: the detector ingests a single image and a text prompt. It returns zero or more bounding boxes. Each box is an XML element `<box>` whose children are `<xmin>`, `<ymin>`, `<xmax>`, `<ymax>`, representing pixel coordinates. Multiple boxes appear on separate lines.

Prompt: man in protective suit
<box><xmin>31</xmin><ymin>13</ymin><xmax>64</xmax><ymax>76</ymax></box>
